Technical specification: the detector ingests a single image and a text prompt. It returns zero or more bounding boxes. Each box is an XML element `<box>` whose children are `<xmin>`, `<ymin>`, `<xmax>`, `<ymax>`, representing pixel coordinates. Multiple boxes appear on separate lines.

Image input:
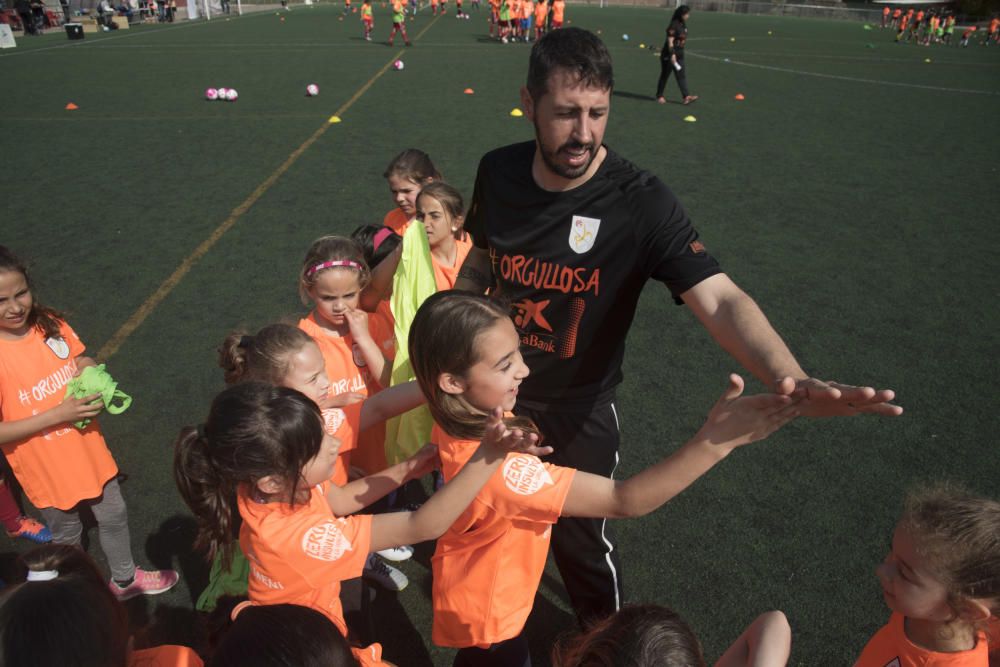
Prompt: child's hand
<box><xmin>408</xmin><ymin>443</ymin><xmax>440</xmax><ymax>479</ymax></box>
<box><xmin>481</xmin><ymin>408</ymin><xmax>553</xmax><ymax>458</ymax></box>
<box><xmin>319</xmin><ymin>392</ymin><xmax>365</xmax><ymax>409</ymax></box>
<box><xmin>344</xmin><ymin>309</ymin><xmax>372</xmax><ymax>342</ymax></box>
<box><xmin>52</xmin><ymin>393</ymin><xmax>103</xmax><ymax>426</ymax></box>
<box><xmin>696</xmin><ymin>374</ymin><xmax>799</xmax><ymax>449</ymax></box>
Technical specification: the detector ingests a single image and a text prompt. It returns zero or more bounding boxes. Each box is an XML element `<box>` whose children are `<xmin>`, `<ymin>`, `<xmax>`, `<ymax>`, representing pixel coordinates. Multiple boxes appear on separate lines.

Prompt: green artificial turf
<box><xmin>2</xmin><ymin>5</ymin><xmax>999</xmax><ymax>664</ymax></box>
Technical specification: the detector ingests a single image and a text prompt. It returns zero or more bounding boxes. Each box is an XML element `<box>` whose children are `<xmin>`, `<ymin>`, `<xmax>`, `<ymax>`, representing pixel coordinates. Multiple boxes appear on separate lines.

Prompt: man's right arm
<box><xmin>455</xmin><ymin>246</ymin><xmax>493</xmax><ymax>293</ymax></box>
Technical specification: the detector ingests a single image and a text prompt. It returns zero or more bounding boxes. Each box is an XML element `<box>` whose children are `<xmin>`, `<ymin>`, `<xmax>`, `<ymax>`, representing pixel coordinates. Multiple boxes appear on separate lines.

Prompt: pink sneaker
<box><xmin>110</xmin><ymin>567</ymin><xmax>179</xmax><ymax>601</ymax></box>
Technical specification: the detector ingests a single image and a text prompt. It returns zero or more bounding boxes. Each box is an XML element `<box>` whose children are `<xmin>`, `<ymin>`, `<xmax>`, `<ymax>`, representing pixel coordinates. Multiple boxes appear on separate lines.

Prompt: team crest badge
<box><xmin>302</xmin><ymin>520</ymin><xmax>353</xmax><ymax>562</ymax></box>
<box><xmin>321</xmin><ymin>408</ymin><xmax>346</xmax><ymax>436</ymax></box>
<box><xmin>503</xmin><ymin>455</ymin><xmax>554</xmax><ymax>496</ymax></box>
<box><xmin>44</xmin><ymin>337</ymin><xmax>70</xmax><ymax>360</ymax></box>
<box><xmin>569</xmin><ymin>215</ymin><xmax>601</xmax><ymax>254</ymax></box>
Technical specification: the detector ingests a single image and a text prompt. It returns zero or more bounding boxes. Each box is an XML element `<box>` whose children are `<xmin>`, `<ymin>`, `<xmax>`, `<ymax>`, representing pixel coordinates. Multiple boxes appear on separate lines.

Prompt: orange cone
<box><xmin>464</xmin><ymin>88</ymin><xmax>474</xmax><ymax>94</ymax></box>
<box><xmin>65</xmin><ymin>103</ymin><xmax>79</xmax><ymax>110</ymax></box>
<box><xmin>734</xmin><ymin>93</ymin><xmax>745</xmax><ymax>101</ymax></box>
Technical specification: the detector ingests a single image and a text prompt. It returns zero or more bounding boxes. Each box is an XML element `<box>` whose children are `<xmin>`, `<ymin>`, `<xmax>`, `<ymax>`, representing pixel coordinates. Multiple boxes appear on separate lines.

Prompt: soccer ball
<box><xmin>393</xmin><ymin>59</ymin><xmax>404</xmax><ymax>70</ymax></box>
<box><xmin>622</xmin><ymin>34</ymin><xmax>629</xmax><ymax>40</ymax></box>
<box><xmin>217</xmin><ymin>87</ymin><xmax>229</xmax><ymax>99</ymax></box>
<box><xmin>226</xmin><ymin>88</ymin><xmax>239</xmax><ymax>101</ymax></box>
<box><xmin>306</xmin><ymin>83</ymin><xmax>320</xmax><ymax>96</ymax></box>
<box><xmin>205</xmin><ymin>88</ymin><xmax>219</xmax><ymax>101</ymax></box>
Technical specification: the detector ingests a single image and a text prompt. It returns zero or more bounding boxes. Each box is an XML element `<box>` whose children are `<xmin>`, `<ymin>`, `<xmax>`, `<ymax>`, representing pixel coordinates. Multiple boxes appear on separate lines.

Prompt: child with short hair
<box><xmin>854</xmin><ymin>484</ymin><xmax>999</xmax><ymax>666</ymax></box>
<box><xmin>0</xmin><ymin>246</ymin><xmax>177</xmax><ymax>602</ymax></box>
<box><xmin>552</xmin><ymin>604</ymin><xmax>791</xmax><ymax>667</ymax></box>
<box><xmin>173</xmin><ymin>382</ymin><xmax>550</xmax><ymax>666</ymax></box>
<box><xmin>381</xmin><ymin>149</ymin><xmax>441</xmax><ymax>235</ymax></box>
<box><xmin>408</xmin><ymin>292</ymin><xmax>799</xmax><ymax>665</ymax></box>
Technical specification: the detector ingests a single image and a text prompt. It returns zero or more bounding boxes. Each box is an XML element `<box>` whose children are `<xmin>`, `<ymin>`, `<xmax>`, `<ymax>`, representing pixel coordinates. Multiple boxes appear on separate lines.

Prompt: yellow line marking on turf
<box><xmin>95</xmin><ymin>15</ymin><xmax>442</xmax><ymax>362</ymax></box>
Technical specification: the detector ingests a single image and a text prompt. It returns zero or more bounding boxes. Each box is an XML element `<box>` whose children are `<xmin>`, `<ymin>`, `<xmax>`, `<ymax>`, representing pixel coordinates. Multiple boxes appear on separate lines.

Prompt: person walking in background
<box><xmin>656</xmin><ymin>5</ymin><xmax>697</xmax><ymax>104</ymax></box>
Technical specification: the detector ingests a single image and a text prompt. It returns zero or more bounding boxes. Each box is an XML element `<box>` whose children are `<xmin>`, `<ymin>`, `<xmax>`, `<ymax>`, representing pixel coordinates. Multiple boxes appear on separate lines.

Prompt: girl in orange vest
<box><xmin>0</xmin><ymin>246</ymin><xmax>177</xmax><ymax>602</ymax></box>
<box><xmin>854</xmin><ymin>485</ymin><xmax>998</xmax><ymax>667</ymax></box>
<box><xmin>174</xmin><ymin>382</ymin><xmax>549</xmax><ymax>667</ymax></box>
<box><xmin>409</xmin><ymin>292</ymin><xmax>799</xmax><ymax>665</ymax></box>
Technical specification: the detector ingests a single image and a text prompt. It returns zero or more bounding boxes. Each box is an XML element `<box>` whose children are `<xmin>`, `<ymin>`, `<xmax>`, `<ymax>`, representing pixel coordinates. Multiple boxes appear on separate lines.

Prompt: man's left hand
<box><xmin>773</xmin><ymin>377</ymin><xmax>903</xmax><ymax>417</ymax></box>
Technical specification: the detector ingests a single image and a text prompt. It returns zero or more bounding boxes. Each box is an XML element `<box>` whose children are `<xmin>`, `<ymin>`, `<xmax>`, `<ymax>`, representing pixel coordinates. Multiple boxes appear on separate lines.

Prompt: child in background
<box><xmin>210</xmin><ymin>603</ymin><xmax>363</xmax><ymax>667</ymax></box>
<box><xmin>520</xmin><ymin>0</ymin><xmax>533</xmax><ymax>41</ymax></box>
<box><xmin>408</xmin><ymin>292</ymin><xmax>799</xmax><ymax>665</ymax></box>
<box><xmin>1</xmin><ymin>544</ymin><xmax>201</xmax><ymax>667</ymax></box>
<box><xmin>0</xmin><ymin>246</ymin><xmax>178</xmax><ymax>601</ymax></box>
<box><xmin>382</xmin><ymin>149</ymin><xmax>441</xmax><ymax>235</ymax></box>
<box><xmin>960</xmin><ymin>25</ymin><xmax>976</xmax><ymax>47</ymax></box>
<box><xmin>387</xmin><ymin>0</ymin><xmax>410</xmax><ymax>46</ymax></box>
<box><xmin>552</xmin><ymin>605</ymin><xmax>791</xmax><ymax>667</ymax></box>
<box><xmin>551</xmin><ymin>0</ymin><xmax>564</xmax><ymax>29</ymax></box>
<box><xmin>173</xmin><ymin>383</ymin><xmax>550</xmax><ymax>665</ymax></box>
<box><xmin>498</xmin><ymin>0</ymin><xmax>510</xmax><ymax>41</ymax></box>
<box><xmin>533</xmin><ymin>0</ymin><xmax>546</xmax><ymax>40</ymax></box>
<box><xmin>854</xmin><ymin>484</ymin><xmax>998</xmax><ymax>667</ymax></box>
<box><xmin>361</xmin><ymin>0</ymin><xmax>373</xmax><ymax>40</ymax></box>
<box><xmin>362</xmin><ymin>182</ymin><xmax>472</xmax><ymax>311</ymax></box>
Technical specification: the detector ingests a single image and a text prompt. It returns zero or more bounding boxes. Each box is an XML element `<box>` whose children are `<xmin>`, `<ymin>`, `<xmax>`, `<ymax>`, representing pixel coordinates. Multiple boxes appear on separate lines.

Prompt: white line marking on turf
<box><xmin>689</xmin><ymin>51</ymin><xmax>1000</xmax><ymax>95</ymax></box>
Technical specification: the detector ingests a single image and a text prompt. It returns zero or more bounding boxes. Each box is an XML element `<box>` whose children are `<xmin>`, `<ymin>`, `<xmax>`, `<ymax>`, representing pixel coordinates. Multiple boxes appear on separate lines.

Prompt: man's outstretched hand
<box><xmin>774</xmin><ymin>377</ymin><xmax>903</xmax><ymax>417</ymax></box>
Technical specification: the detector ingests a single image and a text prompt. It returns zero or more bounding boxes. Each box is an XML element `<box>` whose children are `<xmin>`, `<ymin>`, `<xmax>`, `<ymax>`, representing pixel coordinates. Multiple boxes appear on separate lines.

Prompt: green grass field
<box><xmin>2</xmin><ymin>5</ymin><xmax>999</xmax><ymax>664</ymax></box>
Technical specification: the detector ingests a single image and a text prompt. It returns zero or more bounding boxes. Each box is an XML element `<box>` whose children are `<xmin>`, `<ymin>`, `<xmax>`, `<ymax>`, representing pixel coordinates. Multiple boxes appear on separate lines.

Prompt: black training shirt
<box><xmin>663</xmin><ymin>19</ymin><xmax>687</xmax><ymax>53</ymax></box>
<box><xmin>466</xmin><ymin>141</ymin><xmax>722</xmax><ymax>403</ymax></box>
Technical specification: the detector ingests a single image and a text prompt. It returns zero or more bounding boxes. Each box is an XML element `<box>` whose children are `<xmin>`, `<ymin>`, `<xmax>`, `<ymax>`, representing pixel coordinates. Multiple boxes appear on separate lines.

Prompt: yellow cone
<box><xmin>328</xmin><ymin>116</ymin><xmax>342</xmax><ymax>123</ymax></box>
<box><xmin>683</xmin><ymin>115</ymin><xmax>697</xmax><ymax>122</ymax></box>
<box><xmin>510</xmin><ymin>108</ymin><xmax>523</xmax><ymax>117</ymax></box>
<box><xmin>924</xmin><ymin>58</ymin><xmax>931</xmax><ymax>63</ymax></box>
<box><xmin>730</xmin><ymin>37</ymin><xmax>736</xmax><ymax>42</ymax></box>
<box><xmin>639</xmin><ymin>43</ymin><xmax>645</xmax><ymax>48</ymax></box>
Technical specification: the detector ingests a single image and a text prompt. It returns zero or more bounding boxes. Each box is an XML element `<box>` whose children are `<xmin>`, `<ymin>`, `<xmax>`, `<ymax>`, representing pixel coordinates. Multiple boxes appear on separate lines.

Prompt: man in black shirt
<box><xmin>458</xmin><ymin>27</ymin><xmax>901</xmax><ymax>626</ymax></box>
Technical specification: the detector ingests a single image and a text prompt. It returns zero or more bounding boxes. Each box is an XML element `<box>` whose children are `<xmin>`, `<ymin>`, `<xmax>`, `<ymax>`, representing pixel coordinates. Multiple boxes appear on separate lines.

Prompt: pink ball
<box><xmin>205</xmin><ymin>88</ymin><xmax>219</xmax><ymax>100</ymax></box>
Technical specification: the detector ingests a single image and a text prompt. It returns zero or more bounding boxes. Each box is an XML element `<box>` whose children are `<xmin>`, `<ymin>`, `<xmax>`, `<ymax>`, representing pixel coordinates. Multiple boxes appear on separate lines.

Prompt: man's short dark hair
<box><xmin>526</xmin><ymin>27</ymin><xmax>614</xmax><ymax>101</ymax></box>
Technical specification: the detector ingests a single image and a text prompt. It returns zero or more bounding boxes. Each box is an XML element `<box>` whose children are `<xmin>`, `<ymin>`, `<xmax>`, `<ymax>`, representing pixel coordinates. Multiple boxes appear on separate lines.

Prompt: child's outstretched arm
<box><xmin>0</xmin><ymin>393</ymin><xmax>103</xmax><ymax>446</ymax></box>
<box><xmin>325</xmin><ymin>443</ymin><xmax>438</xmax><ymax>516</ymax></box>
<box><xmin>358</xmin><ymin>380</ymin><xmax>425</xmax><ymax>432</ymax></box>
<box><xmin>561</xmin><ymin>374</ymin><xmax>798</xmax><ymax>519</ymax></box>
<box><xmin>368</xmin><ymin>408</ymin><xmax>552</xmax><ymax>552</ymax></box>
<box><xmin>714</xmin><ymin>611</ymin><xmax>792</xmax><ymax>667</ymax></box>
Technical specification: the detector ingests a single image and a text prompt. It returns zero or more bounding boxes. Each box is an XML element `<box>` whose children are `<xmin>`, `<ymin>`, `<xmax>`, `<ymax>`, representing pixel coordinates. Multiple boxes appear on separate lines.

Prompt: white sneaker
<box><xmin>376</xmin><ymin>545</ymin><xmax>414</xmax><ymax>562</ymax></box>
<box><xmin>363</xmin><ymin>554</ymin><xmax>408</xmax><ymax>591</ymax></box>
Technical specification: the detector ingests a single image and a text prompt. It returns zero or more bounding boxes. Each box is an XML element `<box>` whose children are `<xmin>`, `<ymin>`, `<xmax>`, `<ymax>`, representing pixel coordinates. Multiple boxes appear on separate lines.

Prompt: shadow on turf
<box><xmin>613</xmin><ymin>90</ymin><xmax>658</xmax><ymax>102</ymax></box>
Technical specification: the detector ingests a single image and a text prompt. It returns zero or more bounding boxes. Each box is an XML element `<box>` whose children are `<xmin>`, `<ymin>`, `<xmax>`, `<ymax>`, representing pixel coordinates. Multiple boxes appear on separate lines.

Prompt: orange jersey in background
<box><xmin>430</xmin><ymin>424</ymin><xmax>576</xmax><ymax>648</ymax></box>
<box><xmin>854</xmin><ymin>613</ymin><xmax>988</xmax><ymax>667</ymax></box>
<box><xmin>552</xmin><ymin>0</ymin><xmax>564</xmax><ymax>23</ymax></box>
<box><xmin>534</xmin><ymin>0</ymin><xmax>546</xmax><ymax>22</ymax></box>
<box><xmin>0</xmin><ymin>321</ymin><xmax>118</xmax><ymax>510</ymax></box>
<box><xmin>382</xmin><ymin>208</ymin><xmax>411</xmax><ymax>236</ymax></box>
<box><xmin>129</xmin><ymin>645</ymin><xmax>204</xmax><ymax>667</ymax></box>
<box><xmin>431</xmin><ymin>235</ymin><xmax>473</xmax><ymax>291</ymax></box>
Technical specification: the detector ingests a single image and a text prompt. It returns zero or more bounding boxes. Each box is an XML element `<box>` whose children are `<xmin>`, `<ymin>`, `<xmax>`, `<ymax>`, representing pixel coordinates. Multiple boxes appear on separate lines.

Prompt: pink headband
<box><xmin>306</xmin><ymin>259</ymin><xmax>362</xmax><ymax>278</ymax></box>
<box><xmin>372</xmin><ymin>227</ymin><xmax>394</xmax><ymax>252</ymax></box>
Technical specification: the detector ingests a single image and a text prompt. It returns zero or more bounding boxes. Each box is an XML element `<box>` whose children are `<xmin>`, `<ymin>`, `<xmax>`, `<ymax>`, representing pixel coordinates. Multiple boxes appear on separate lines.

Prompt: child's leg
<box><xmin>0</xmin><ymin>479</ymin><xmax>24</xmax><ymax>533</ymax></box>
<box><xmin>88</xmin><ymin>478</ymin><xmax>137</xmax><ymax>583</ymax></box>
<box><xmin>39</xmin><ymin>505</ymin><xmax>85</xmax><ymax>546</ymax></box>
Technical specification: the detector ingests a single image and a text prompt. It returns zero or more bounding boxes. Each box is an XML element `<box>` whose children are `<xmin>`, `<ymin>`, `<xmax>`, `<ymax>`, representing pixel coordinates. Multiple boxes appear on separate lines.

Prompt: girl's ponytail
<box><xmin>173</xmin><ymin>426</ymin><xmax>238</xmax><ymax>569</ymax></box>
<box><xmin>218</xmin><ymin>332</ymin><xmax>252</xmax><ymax>385</ymax></box>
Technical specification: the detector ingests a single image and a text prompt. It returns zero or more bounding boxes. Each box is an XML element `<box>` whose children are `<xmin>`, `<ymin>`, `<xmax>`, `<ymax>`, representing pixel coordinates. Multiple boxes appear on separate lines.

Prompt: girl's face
<box><xmin>300</xmin><ymin>431</ymin><xmax>341</xmax><ymax>488</ymax></box>
<box><xmin>308</xmin><ymin>268</ymin><xmax>362</xmax><ymax>329</ymax></box>
<box><xmin>387</xmin><ymin>174</ymin><xmax>426</xmax><ymax>218</ymax></box>
<box><xmin>282</xmin><ymin>341</ymin><xmax>331</xmax><ymax>405</ymax></box>
<box><xmin>448</xmin><ymin>318</ymin><xmax>529</xmax><ymax>413</ymax></box>
<box><xmin>0</xmin><ymin>270</ymin><xmax>33</xmax><ymax>339</ymax></box>
<box><xmin>416</xmin><ymin>194</ymin><xmax>461</xmax><ymax>250</ymax></box>
<box><xmin>876</xmin><ymin>523</ymin><xmax>953</xmax><ymax>621</ymax></box>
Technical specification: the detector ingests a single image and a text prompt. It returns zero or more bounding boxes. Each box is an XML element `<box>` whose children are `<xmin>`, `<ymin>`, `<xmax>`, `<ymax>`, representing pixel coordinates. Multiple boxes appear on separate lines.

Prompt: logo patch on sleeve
<box><xmin>322</xmin><ymin>408</ymin><xmax>346</xmax><ymax>436</ymax></box>
<box><xmin>302</xmin><ymin>520</ymin><xmax>354</xmax><ymax>562</ymax></box>
<box><xmin>689</xmin><ymin>240</ymin><xmax>706</xmax><ymax>254</ymax></box>
<box><xmin>569</xmin><ymin>215</ymin><xmax>601</xmax><ymax>254</ymax></box>
<box><xmin>503</xmin><ymin>455</ymin><xmax>554</xmax><ymax>495</ymax></box>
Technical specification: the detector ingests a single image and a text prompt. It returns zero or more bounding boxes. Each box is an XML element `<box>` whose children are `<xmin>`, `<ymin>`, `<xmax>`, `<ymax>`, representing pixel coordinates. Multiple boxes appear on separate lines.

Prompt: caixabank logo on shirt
<box><xmin>302</xmin><ymin>520</ymin><xmax>354</xmax><ymax>562</ymax></box>
<box><xmin>503</xmin><ymin>455</ymin><xmax>554</xmax><ymax>495</ymax></box>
